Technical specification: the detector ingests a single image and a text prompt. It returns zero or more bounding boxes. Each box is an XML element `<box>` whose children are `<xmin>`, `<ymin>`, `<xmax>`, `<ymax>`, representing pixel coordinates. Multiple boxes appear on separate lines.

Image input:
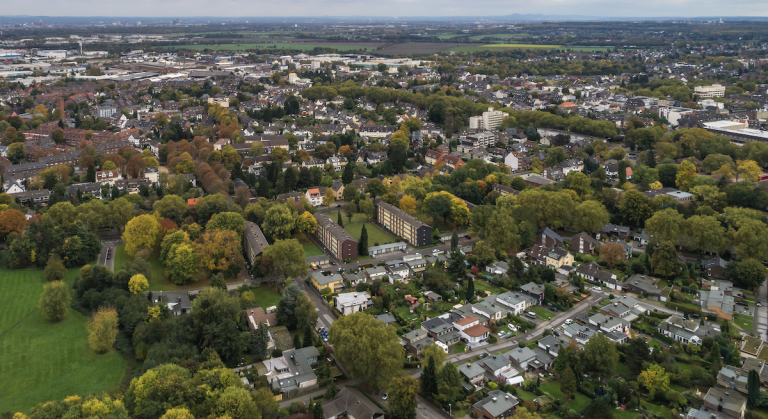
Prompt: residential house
<box><xmin>658</xmin><ymin>315</ymin><xmax>703</xmax><ymax>346</ymax></box>
<box><xmin>305</xmin><ymin>188</ymin><xmax>322</xmax><ymax>206</ymax></box>
<box><xmin>701</xmin><ymin>387</ymin><xmax>746</xmax><ymax>419</ymax></box>
<box><xmin>570</xmin><ymin>232</ymin><xmax>599</xmax><ymax>255</ymax></box>
<box><xmin>472</xmin><ymin>391</ymin><xmax>519</xmax><ymax>419</ymax></box>
<box><xmin>322</xmin><ymin>387</ymin><xmax>384</xmax><ymax>419</ymax></box>
<box><xmin>454</xmin><ymin>316</ymin><xmax>490</xmax><ymax>345</ymax></box>
<box><xmin>520</xmin><ymin>283</ymin><xmax>545</xmax><ymax>305</ymax></box>
<box><xmin>311</xmin><ymin>271</ymin><xmax>344</xmax><ymax>293</ymax></box>
<box><xmin>245</xmin><ymin>307</ymin><xmax>277</xmax><ymax>330</ymax></box>
<box><xmin>262</xmin><ymin>346</ymin><xmax>320</xmax><ymax>394</ymax></box>
<box><xmin>703</xmin><ymin>257</ymin><xmax>729</xmax><ymax>278</ymax></box>
<box><xmin>622</xmin><ymin>275</ymin><xmax>665</xmax><ymax>301</ymax></box>
<box><xmin>741</xmin><ymin>335</ymin><xmax>765</xmax><ymax>360</ymax></box>
<box><xmin>545</xmin><ymin>247</ymin><xmax>574</xmax><ymax>269</ymax></box>
<box><xmin>402</xmin><ymin>329</ymin><xmax>434</xmax><ymax>355</ymax></box>
<box><xmin>153</xmin><ymin>291</ymin><xmax>192</xmax><ymax>316</ymax></box>
<box><xmin>334</xmin><ymin>292</ymin><xmax>372</xmax><ymax>315</ymax></box>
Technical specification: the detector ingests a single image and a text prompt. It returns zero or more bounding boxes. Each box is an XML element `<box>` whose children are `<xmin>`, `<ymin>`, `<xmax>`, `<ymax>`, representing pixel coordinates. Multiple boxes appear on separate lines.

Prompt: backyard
<box><xmin>344</xmin><ymin>222</ymin><xmax>395</xmax><ymax>247</ymax></box>
<box><xmin>294</xmin><ymin>233</ymin><xmax>324</xmax><ymax>257</ymax></box>
<box><xmin>0</xmin><ymin>256</ymin><xmax>125</xmax><ymax>413</ymax></box>
<box><xmin>532</xmin><ymin>306</ymin><xmax>556</xmax><ymax>320</ymax></box>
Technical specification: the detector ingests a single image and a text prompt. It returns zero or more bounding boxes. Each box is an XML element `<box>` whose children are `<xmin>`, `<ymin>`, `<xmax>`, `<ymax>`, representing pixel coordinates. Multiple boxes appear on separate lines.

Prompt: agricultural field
<box><xmin>0</xmin><ymin>257</ymin><xmax>125</xmax><ymax>413</ymax></box>
<box><xmin>441</xmin><ymin>44</ymin><xmax>561</xmax><ymax>53</ymax></box>
<box><xmin>468</xmin><ymin>33</ymin><xmax>531</xmax><ymax>40</ymax></box>
<box><xmin>378</xmin><ymin>42</ymin><xmax>484</xmax><ymax>55</ymax></box>
<box><xmin>172</xmin><ymin>42</ymin><xmax>382</xmax><ymax>52</ymax></box>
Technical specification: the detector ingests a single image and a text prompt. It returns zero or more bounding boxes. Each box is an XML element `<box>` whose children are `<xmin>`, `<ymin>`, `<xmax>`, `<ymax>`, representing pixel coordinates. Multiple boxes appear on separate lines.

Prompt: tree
<box><xmin>738</xmin><ymin>159</ymin><xmax>762</xmax><ymax>182</ymax></box>
<box><xmin>619</xmin><ymin>189</ymin><xmax>654</xmax><ymax>227</ymax></box>
<box><xmin>217</xmin><ymin>386</ymin><xmax>260</xmax><ymax>419</ymax></box>
<box><xmin>88</xmin><ymin>307</ymin><xmax>119</xmax><ymax>353</ymax></box>
<box><xmin>466</xmin><ymin>276</ymin><xmax>475</xmax><ymax>302</ymax></box>
<box><xmin>325</xmin><ymin>380</ymin><xmax>340</xmax><ymax>399</ymax></box>
<box><xmin>436</xmin><ymin>362</ymin><xmax>463</xmax><ymax>404</ymax></box>
<box><xmin>645</xmin><ymin>208</ymin><xmax>687</xmax><ymax>245</ymax></box>
<box><xmin>166</xmin><ymin>243</ymin><xmax>200</xmax><ymax>285</ymax></box>
<box><xmin>623</xmin><ymin>337</ymin><xmax>652</xmax><ymax>377</ymax></box>
<box><xmin>421</xmin><ymin>354</ymin><xmax>438</xmax><ymax>396</ymax></box>
<box><xmin>676</xmin><ymin>160</ymin><xmax>697</xmax><ymax>190</ymax></box>
<box><xmin>638</xmin><ymin>364</ymin><xmax>670</xmax><ymax>395</ymax></box>
<box><xmin>251</xmin><ymin>321</ymin><xmax>270</xmax><ymax>361</ymax></box>
<box><xmin>329</xmin><ymin>312</ymin><xmax>403</xmax><ymax>391</ymax></box>
<box><xmin>43</xmin><ymin>254</ymin><xmax>66</xmax><ymax>282</ymax></box>
<box><xmin>423</xmin><ymin>193</ymin><xmax>452</xmax><ymax>225</ymax></box>
<box><xmin>160</xmin><ymin>408</ymin><xmax>195</xmax><ymax>419</ymax></box>
<box><xmin>582</xmin><ymin>333</ymin><xmax>619</xmax><ymax>377</ymax></box>
<box><xmin>599</xmin><ymin>242</ymin><xmax>625</xmax><ymax>269</ymax></box>
<box><xmin>400</xmin><ymin>195</ymin><xmax>417</xmax><ymax>214</ymax></box>
<box><xmin>128</xmin><ymin>274</ymin><xmax>149</xmax><ymax>294</ymax></box>
<box><xmin>302</xmin><ymin>322</ymin><xmax>314</xmax><ymax>348</ymax></box>
<box><xmin>485</xmin><ymin>212</ymin><xmax>521</xmax><ymax>252</ymax></box>
<box><xmin>451</xmin><ymin>229</ymin><xmax>459</xmax><ymax>251</ymax></box>
<box><xmin>749</xmin><ymin>369</ymin><xmax>761</xmax><ymax>406</ymax></box>
<box><xmin>358</xmin><ymin>224</ymin><xmax>369</xmax><ymax>256</ymax></box>
<box><xmin>344</xmin><ymin>203</ymin><xmax>357</xmax><ymax>222</ymax></box>
<box><xmin>321</xmin><ymin>188</ymin><xmax>335</xmax><ymax>207</ymax></box>
<box><xmin>573</xmin><ymin>200</ymin><xmax>610</xmax><ymax>233</ymax></box>
<box><xmin>39</xmin><ymin>280</ymin><xmax>71</xmax><ymax>322</ymax></box>
<box><xmin>7</xmin><ymin>142</ymin><xmax>26</xmax><ymax>164</ymax></box>
<box><xmin>421</xmin><ymin>343</ymin><xmax>447</xmax><ymax>368</ymax></box>
<box><xmin>388</xmin><ymin>376</ymin><xmax>419</xmax><ymax>419</ymax></box>
<box><xmin>736</xmin><ymin>259</ymin><xmax>767</xmax><ymax>291</ymax></box>
<box><xmin>295</xmin><ymin>293</ymin><xmax>318</xmax><ymax>330</ymax></box>
<box><xmin>196</xmin><ymin>230</ymin><xmax>244</xmax><ymax>275</ymax></box>
<box><xmin>732</xmin><ymin>219</ymin><xmax>768</xmax><ymax>261</ymax></box>
<box><xmin>560</xmin><ymin>364</ymin><xmax>577</xmax><ymax>400</ymax></box>
<box><xmin>295</xmin><ymin>212</ymin><xmax>318</xmax><ymax>234</ymax></box>
<box><xmin>581</xmin><ymin>398</ymin><xmax>613</xmax><ymax>419</ymax></box>
<box><xmin>366</xmin><ymin>178</ymin><xmax>387</xmax><ymax>203</ymax></box>
<box><xmin>358</xmin><ymin>197</ymin><xmax>375</xmax><ymax>221</ymax></box>
<box><xmin>191</xmin><ymin>288</ymin><xmax>245</xmax><ymax>364</ymax></box>
<box><xmin>342</xmin><ymin>162</ymin><xmax>355</xmax><ymax>185</ymax></box>
<box><xmin>652</xmin><ymin>241</ymin><xmax>683</xmax><ymax>280</ymax></box>
<box><xmin>0</xmin><ymin>209</ymin><xmax>27</xmax><ymax>239</ymax></box>
<box><xmin>471</xmin><ymin>240</ymin><xmax>496</xmax><ymax>267</ymax></box>
<box><xmin>122</xmin><ymin>214</ymin><xmax>159</xmax><ymax>257</ymax></box>
<box><xmin>263</xmin><ymin>205</ymin><xmax>296</xmax><ymax>241</ymax></box>
<box><xmin>710</xmin><ymin>343</ymin><xmax>723</xmax><ymax>372</ymax></box>
<box><xmin>206</xmin><ymin>212</ymin><xmax>245</xmax><ymax>237</ymax></box>
<box><xmin>153</xmin><ymin>195</ymin><xmax>188</xmax><ymax>224</ymax></box>
<box><xmin>293</xmin><ymin>332</ymin><xmax>301</xmax><ymax>349</ymax></box>
<box><xmin>337</xmin><ymin>210</ymin><xmax>344</xmax><ymax>227</ymax></box>
<box><xmin>262</xmin><ymin>239</ymin><xmax>308</xmax><ymax>280</ymax></box>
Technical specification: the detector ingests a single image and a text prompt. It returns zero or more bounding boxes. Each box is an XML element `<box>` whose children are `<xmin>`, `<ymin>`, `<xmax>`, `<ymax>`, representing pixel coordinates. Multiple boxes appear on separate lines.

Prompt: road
<box><xmin>98</xmin><ymin>239</ymin><xmax>119</xmax><ymax>271</ymax></box>
<box><xmin>756</xmin><ymin>280</ymin><xmax>767</xmax><ymax>339</ymax></box>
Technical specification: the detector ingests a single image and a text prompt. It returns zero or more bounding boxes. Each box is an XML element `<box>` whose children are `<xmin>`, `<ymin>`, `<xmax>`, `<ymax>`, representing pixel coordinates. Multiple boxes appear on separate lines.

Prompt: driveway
<box><xmin>98</xmin><ymin>240</ymin><xmax>120</xmax><ymax>271</ymax></box>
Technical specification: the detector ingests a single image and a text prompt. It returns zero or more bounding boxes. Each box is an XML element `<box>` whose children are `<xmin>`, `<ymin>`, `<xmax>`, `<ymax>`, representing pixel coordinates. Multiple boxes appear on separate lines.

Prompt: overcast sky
<box><xmin>5</xmin><ymin>0</ymin><xmax>768</xmax><ymax>19</ymax></box>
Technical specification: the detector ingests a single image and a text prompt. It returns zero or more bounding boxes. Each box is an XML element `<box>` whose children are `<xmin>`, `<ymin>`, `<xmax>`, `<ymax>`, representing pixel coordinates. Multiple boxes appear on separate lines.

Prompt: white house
<box><xmin>492</xmin><ymin>292</ymin><xmax>535</xmax><ymax>316</ymax></box>
<box><xmin>453</xmin><ymin>316</ymin><xmax>490</xmax><ymax>345</ymax></box>
<box><xmin>334</xmin><ymin>292</ymin><xmax>372</xmax><ymax>316</ymax></box>
<box><xmin>305</xmin><ymin>188</ymin><xmax>322</xmax><ymax>206</ymax></box>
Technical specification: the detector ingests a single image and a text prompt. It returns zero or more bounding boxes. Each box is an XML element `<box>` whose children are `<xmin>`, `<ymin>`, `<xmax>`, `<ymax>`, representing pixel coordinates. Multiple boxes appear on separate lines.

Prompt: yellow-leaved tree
<box><xmin>129</xmin><ymin>274</ymin><xmax>149</xmax><ymax>294</ymax></box>
<box><xmin>88</xmin><ymin>307</ymin><xmax>119</xmax><ymax>353</ymax></box>
<box><xmin>122</xmin><ymin>214</ymin><xmax>159</xmax><ymax>257</ymax></box>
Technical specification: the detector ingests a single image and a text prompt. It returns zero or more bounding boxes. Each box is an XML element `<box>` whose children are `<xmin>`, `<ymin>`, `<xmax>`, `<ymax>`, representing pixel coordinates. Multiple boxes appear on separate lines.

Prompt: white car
<box><xmin>592</xmin><ymin>286</ymin><xmax>601</xmax><ymax>291</ymax></box>
<box><xmin>382</xmin><ymin>393</ymin><xmax>388</xmax><ymax>401</ymax></box>
<box><xmin>565</xmin><ymin>319</ymin><xmax>572</xmax><ymax>325</ymax></box>
<box><xmin>508</xmin><ymin>324</ymin><xmax>517</xmax><ymax>332</ymax></box>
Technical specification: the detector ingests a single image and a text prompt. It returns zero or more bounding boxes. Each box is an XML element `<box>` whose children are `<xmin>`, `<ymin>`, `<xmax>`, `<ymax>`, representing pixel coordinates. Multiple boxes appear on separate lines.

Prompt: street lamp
<box><xmin>448</xmin><ymin>404</ymin><xmax>451</xmax><ymax>417</ymax></box>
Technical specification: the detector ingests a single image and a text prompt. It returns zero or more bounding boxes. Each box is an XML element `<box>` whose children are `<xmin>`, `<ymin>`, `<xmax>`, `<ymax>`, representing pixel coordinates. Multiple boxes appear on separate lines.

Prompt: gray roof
<box><xmin>458</xmin><ymin>361</ymin><xmax>486</xmax><ymax>379</ymax></box>
<box><xmin>375</xmin><ymin>313</ymin><xmax>397</xmax><ymax>324</ymax></box>
<box><xmin>323</xmin><ymin>387</ymin><xmax>384</xmax><ymax>419</ymax></box>
<box><xmin>244</xmin><ymin>221</ymin><xmax>269</xmax><ymax>256</ymax></box>
<box><xmin>474</xmin><ymin>390</ymin><xmax>519</xmax><ymax>418</ymax></box>
<box><xmin>377</xmin><ymin>201</ymin><xmax>429</xmax><ymax>230</ymax></box>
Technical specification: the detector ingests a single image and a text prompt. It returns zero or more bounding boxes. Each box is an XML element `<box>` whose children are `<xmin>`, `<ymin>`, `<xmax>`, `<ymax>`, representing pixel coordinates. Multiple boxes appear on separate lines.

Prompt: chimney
<box><xmin>492</xmin><ymin>398</ymin><xmax>497</xmax><ymax>402</ymax></box>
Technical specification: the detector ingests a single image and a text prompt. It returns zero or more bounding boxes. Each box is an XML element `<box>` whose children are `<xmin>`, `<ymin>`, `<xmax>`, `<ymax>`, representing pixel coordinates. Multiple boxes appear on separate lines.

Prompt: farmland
<box><xmin>172</xmin><ymin>42</ymin><xmax>382</xmax><ymax>52</ymax></box>
<box><xmin>378</xmin><ymin>42</ymin><xmax>484</xmax><ymax>55</ymax></box>
<box><xmin>0</xmin><ymin>257</ymin><xmax>125</xmax><ymax>413</ymax></box>
<box><xmin>441</xmin><ymin>44</ymin><xmax>562</xmax><ymax>53</ymax></box>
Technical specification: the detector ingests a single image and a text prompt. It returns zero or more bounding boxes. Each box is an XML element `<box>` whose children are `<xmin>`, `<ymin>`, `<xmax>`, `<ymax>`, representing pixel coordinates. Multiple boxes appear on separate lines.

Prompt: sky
<box><xmin>4</xmin><ymin>0</ymin><xmax>768</xmax><ymax>19</ymax></box>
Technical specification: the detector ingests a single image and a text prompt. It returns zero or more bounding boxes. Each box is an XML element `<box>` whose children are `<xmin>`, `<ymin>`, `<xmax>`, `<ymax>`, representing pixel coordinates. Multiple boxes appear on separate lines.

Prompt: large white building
<box><xmin>694</xmin><ymin>84</ymin><xmax>726</xmax><ymax>98</ymax></box>
<box><xmin>334</xmin><ymin>292</ymin><xmax>372</xmax><ymax>315</ymax></box>
<box><xmin>469</xmin><ymin>107</ymin><xmax>509</xmax><ymax>130</ymax></box>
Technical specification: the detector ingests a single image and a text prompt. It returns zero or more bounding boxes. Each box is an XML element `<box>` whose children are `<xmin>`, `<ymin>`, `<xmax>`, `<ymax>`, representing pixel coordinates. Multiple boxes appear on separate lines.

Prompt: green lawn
<box><xmin>468</xmin><ymin>33</ymin><xmax>531</xmax><ymax>40</ymax></box>
<box><xmin>735</xmin><ymin>314</ymin><xmax>754</xmax><ymax>331</ymax></box>
<box><xmin>442</xmin><ymin>44</ymin><xmax>560</xmax><ymax>53</ymax></box>
<box><xmin>474</xmin><ymin>280</ymin><xmax>504</xmax><ymax>295</ymax></box>
<box><xmin>0</xmin><ymin>258</ymin><xmax>125</xmax><ymax>413</ymax></box>
<box><xmin>294</xmin><ymin>233</ymin><xmax>324</xmax><ymax>257</ymax></box>
<box><xmin>540</xmin><ymin>382</ymin><xmax>591</xmax><ymax>411</ymax></box>
<box><xmin>515</xmin><ymin>389</ymin><xmax>538</xmax><ymax>401</ymax></box>
<box><xmin>413</xmin><ymin>212</ymin><xmax>456</xmax><ymax>232</ymax></box>
<box><xmin>344</xmin><ymin>223</ymin><xmax>395</xmax><ymax>247</ymax></box>
<box><xmin>532</xmin><ymin>306</ymin><xmax>555</xmax><ymax>320</ymax></box>
<box><xmin>249</xmin><ymin>286</ymin><xmax>282</xmax><ymax>310</ymax></box>
<box><xmin>326</xmin><ymin>210</ymin><xmax>368</xmax><ymax>224</ymax></box>
<box><xmin>114</xmin><ymin>244</ymin><xmax>182</xmax><ymax>291</ymax></box>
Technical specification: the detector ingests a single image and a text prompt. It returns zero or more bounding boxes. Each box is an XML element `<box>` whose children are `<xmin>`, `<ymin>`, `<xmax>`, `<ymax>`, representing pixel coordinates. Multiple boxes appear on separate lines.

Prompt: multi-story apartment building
<box><xmin>376</xmin><ymin>201</ymin><xmax>432</xmax><ymax>247</ymax></box>
<box><xmin>469</xmin><ymin>107</ymin><xmax>509</xmax><ymax>130</ymax></box>
<box><xmin>314</xmin><ymin>213</ymin><xmax>358</xmax><ymax>261</ymax></box>
<box><xmin>243</xmin><ymin>221</ymin><xmax>269</xmax><ymax>266</ymax></box>
<box><xmin>694</xmin><ymin>83</ymin><xmax>726</xmax><ymax>98</ymax></box>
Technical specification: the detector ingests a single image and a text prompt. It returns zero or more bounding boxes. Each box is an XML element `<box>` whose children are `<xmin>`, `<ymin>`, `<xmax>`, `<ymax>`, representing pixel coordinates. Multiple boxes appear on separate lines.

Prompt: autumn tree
<box><xmin>0</xmin><ymin>209</ymin><xmax>27</xmax><ymax>239</ymax></box>
<box><xmin>389</xmin><ymin>376</ymin><xmax>419</xmax><ymax>419</ymax></box>
<box><xmin>645</xmin><ymin>208</ymin><xmax>687</xmax><ymax>245</ymax></box>
<box><xmin>399</xmin><ymin>195</ymin><xmax>417</xmax><ymax>214</ymax></box>
<box><xmin>599</xmin><ymin>242</ymin><xmax>626</xmax><ymax>269</ymax></box>
<box><xmin>651</xmin><ymin>241</ymin><xmax>683</xmax><ymax>280</ymax></box>
<box><xmin>262</xmin><ymin>238</ymin><xmax>308</xmax><ymax>280</ymax></box>
<box><xmin>39</xmin><ymin>280</ymin><xmax>71</xmax><ymax>322</ymax></box>
<box><xmin>295</xmin><ymin>212</ymin><xmax>318</xmax><ymax>234</ymax></box>
<box><xmin>263</xmin><ymin>204</ymin><xmax>296</xmax><ymax>241</ymax></box>
<box><xmin>206</xmin><ymin>212</ymin><xmax>245</xmax><ymax>237</ymax></box>
<box><xmin>43</xmin><ymin>254</ymin><xmax>66</xmax><ymax>282</ymax></box>
<box><xmin>88</xmin><ymin>307</ymin><xmax>119</xmax><ymax>353</ymax></box>
<box><xmin>122</xmin><ymin>214</ymin><xmax>159</xmax><ymax>257</ymax></box>
<box><xmin>129</xmin><ymin>274</ymin><xmax>149</xmax><ymax>294</ymax></box>
<box><xmin>196</xmin><ymin>230</ymin><xmax>243</xmax><ymax>277</ymax></box>
<box><xmin>322</xmin><ymin>188</ymin><xmax>335</xmax><ymax>207</ymax></box>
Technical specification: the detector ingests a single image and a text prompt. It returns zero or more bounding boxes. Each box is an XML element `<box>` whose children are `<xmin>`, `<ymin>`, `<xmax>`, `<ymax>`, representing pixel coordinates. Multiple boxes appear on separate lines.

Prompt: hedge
<box><xmin>404</xmin><ymin>361</ymin><xmax>421</xmax><ymax>368</ymax></box>
<box><xmin>653</xmin><ymin>332</ymin><xmax>675</xmax><ymax>345</ymax></box>
<box><xmin>648</xmin><ymin>311</ymin><xmax>672</xmax><ymax>320</ymax></box>
<box><xmin>665</xmin><ymin>301</ymin><xmax>703</xmax><ymax>317</ymax></box>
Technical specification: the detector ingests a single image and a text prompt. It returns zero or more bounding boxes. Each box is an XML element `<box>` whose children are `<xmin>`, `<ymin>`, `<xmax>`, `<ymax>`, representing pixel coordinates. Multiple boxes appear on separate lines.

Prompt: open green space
<box><xmin>532</xmin><ymin>306</ymin><xmax>555</xmax><ymax>320</ymax></box>
<box><xmin>413</xmin><ymin>212</ymin><xmax>456</xmax><ymax>232</ymax></box>
<box><xmin>248</xmin><ymin>286</ymin><xmax>282</xmax><ymax>310</ymax></box>
<box><xmin>442</xmin><ymin>44</ymin><xmax>560</xmax><ymax>53</ymax></box>
<box><xmin>735</xmin><ymin>314</ymin><xmax>754</xmax><ymax>331</ymax></box>
<box><xmin>540</xmin><ymin>381</ymin><xmax>591</xmax><ymax>411</ymax></box>
<box><xmin>172</xmin><ymin>43</ymin><xmax>377</xmax><ymax>51</ymax></box>
<box><xmin>0</xmin><ymin>258</ymin><xmax>125</xmax><ymax>413</ymax></box>
<box><xmin>469</xmin><ymin>33</ymin><xmax>531</xmax><ymax>40</ymax></box>
<box><xmin>294</xmin><ymin>233</ymin><xmax>324</xmax><ymax>257</ymax></box>
<box><xmin>114</xmin><ymin>244</ymin><xmax>175</xmax><ymax>291</ymax></box>
<box><xmin>474</xmin><ymin>279</ymin><xmax>504</xmax><ymax>295</ymax></box>
<box><xmin>344</xmin><ymin>223</ymin><xmax>395</xmax><ymax>247</ymax></box>
<box><xmin>326</xmin><ymin>210</ymin><xmax>368</xmax><ymax>224</ymax></box>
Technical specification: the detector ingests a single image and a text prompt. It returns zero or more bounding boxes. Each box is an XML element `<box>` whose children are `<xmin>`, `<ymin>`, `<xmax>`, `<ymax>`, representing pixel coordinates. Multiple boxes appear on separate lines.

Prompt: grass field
<box><xmin>249</xmin><ymin>286</ymin><xmax>282</xmax><ymax>310</ymax></box>
<box><xmin>540</xmin><ymin>381</ymin><xmax>591</xmax><ymax>411</ymax></box>
<box><xmin>294</xmin><ymin>233</ymin><xmax>324</xmax><ymax>257</ymax></box>
<box><xmin>326</xmin><ymin>210</ymin><xmax>368</xmax><ymax>224</ymax></box>
<box><xmin>735</xmin><ymin>314</ymin><xmax>754</xmax><ymax>331</ymax></box>
<box><xmin>474</xmin><ymin>280</ymin><xmax>504</xmax><ymax>295</ymax></box>
<box><xmin>173</xmin><ymin>43</ymin><xmax>379</xmax><ymax>51</ymax></box>
<box><xmin>468</xmin><ymin>33</ymin><xmax>531</xmax><ymax>40</ymax></box>
<box><xmin>114</xmin><ymin>245</ymin><xmax>225</xmax><ymax>291</ymax></box>
<box><xmin>344</xmin><ymin>223</ymin><xmax>395</xmax><ymax>247</ymax></box>
<box><xmin>532</xmin><ymin>306</ymin><xmax>555</xmax><ymax>320</ymax></box>
<box><xmin>0</xmin><ymin>257</ymin><xmax>125</xmax><ymax>413</ymax></box>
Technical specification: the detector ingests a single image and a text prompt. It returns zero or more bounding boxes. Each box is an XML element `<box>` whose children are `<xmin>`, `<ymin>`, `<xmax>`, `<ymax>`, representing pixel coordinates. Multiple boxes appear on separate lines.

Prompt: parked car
<box><xmin>592</xmin><ymin>286</ymin><xmax>601</xmax><ymax>291</ymax></box>
<box><xmin>526</xmin><ymin>311</ymin><xmax>537</xmax><ymax>319</ymax></box>
<box><xmin>565</xmin><ymin>319</ymin><xmax>572</xmax><ymax>325</ymax></box>
<box><xmin>737</xmin><ymin>301</ymin><xmax>748</xmax><ymax>307</ymax></box>
<box><xmin>758</xmin><ymin>302</ymin><xmax>763</xmax><ymax>307</ymax></box>
<box><xmin>508</xmin><ymin>324</ymin><xmax>518</xmax><ymax>332</ymax></box>
<box><xmin>382</xmin><ymin>394</ymin><xmax>388</xmax><ymax>401</ymax></box>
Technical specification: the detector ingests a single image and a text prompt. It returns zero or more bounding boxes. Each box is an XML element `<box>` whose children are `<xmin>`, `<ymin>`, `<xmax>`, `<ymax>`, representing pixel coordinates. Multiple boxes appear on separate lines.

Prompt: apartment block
<box><xmin>314</xmin><ymin>213</ymin><xmax>358</xmax><ymax>261</ymax></box>
<box><xmin>376</xmin><ymin>201</ymin><xmax>432</xmax><ymax>247</ymax></box>
<box><xmin>243</xmin><ymin>221</ymin><xmax>269</xmax><ymax>266</ymax></box>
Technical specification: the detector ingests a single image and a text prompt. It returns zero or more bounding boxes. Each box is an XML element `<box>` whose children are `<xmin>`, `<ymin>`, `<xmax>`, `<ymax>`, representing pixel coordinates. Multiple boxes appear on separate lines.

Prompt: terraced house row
<box><xmin>376</xmin><ymin>201</ymin><xmax>432</xmax><ymax>247</ymax></box>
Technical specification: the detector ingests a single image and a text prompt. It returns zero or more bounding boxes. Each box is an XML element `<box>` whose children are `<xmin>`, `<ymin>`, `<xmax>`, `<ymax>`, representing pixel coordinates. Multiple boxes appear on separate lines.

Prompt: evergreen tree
<box><xmin>561</xmin><ymin>365</ymin><xmax>577</xmax><ymax>400</ymax></box>
<box><xmin>645</xmin><ymin>149</ymin><xmax>657</xmax><ymax>168</ymax></box>
<box><xmin>358</xmin><ymin>224</ymin><xmax>369</xmax><ymax>256</ymax></box>
<box><xmin>303</xmin><ymin>322</ymin><xmax>314</xmax><ymax>348</ymax></box>
<box><xmin>710</xmin><ymin>344</ymin><xmax>723</xmax><ymax>372</ymax></box>
<box><xmin>250</xmin><ymin>321</ymin><xmax>270</xmax><ymax>361</ymax></box>
<box><xmin>324</xmin><ymin>380</ymin><xmax>339</xmax><ymax>399</ymax></box>
<box><xmin>749</xmin><ymin>369</ymin><xmax>761</xmax><ymax>405</ymax></box>
<box><xmin>342</xmin><ymin>162</ymin><xmax>354</xmax><ymax>185</ymax></box>
<box><xmin>338</xmin><ymin>210</ymin><xmax>344</xmax><ymax>228</ymax></box>
<box><xmin>421</xmin><ymin>355</ymin><xmax>438</xmax><ymax>396</ymax></box>
<box><xmin>313</xmin><ymin>403</ymin><xmax>325</xmax><ymax>419</ymax></box>
<box><xmin>466</xmin><ymin>276</ymin><xmax>474</xmax><ymax>302</ymax></box>
<box><xmin>86</xmin><ymin>164</ymin><xmax>96</xmax><ymax>183</ymax></box>
<box><xmin>111</xmin><ymin>184</ymin><xmax>120</xmax><ymax>200</ymax></box>
<box><xmin>451</xmin><ymin>229</ymin><xmax>459</xmax><ymax>251</ymax></box>
<box><xmin>211</xmin><ymin>273</ymin><xmax>227</xmax><ymax>290</ymax></box>
<box><xmin>293</xmin><ymin>332</ymin><xmax>301</xmax><ymax>349</ymax></box>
